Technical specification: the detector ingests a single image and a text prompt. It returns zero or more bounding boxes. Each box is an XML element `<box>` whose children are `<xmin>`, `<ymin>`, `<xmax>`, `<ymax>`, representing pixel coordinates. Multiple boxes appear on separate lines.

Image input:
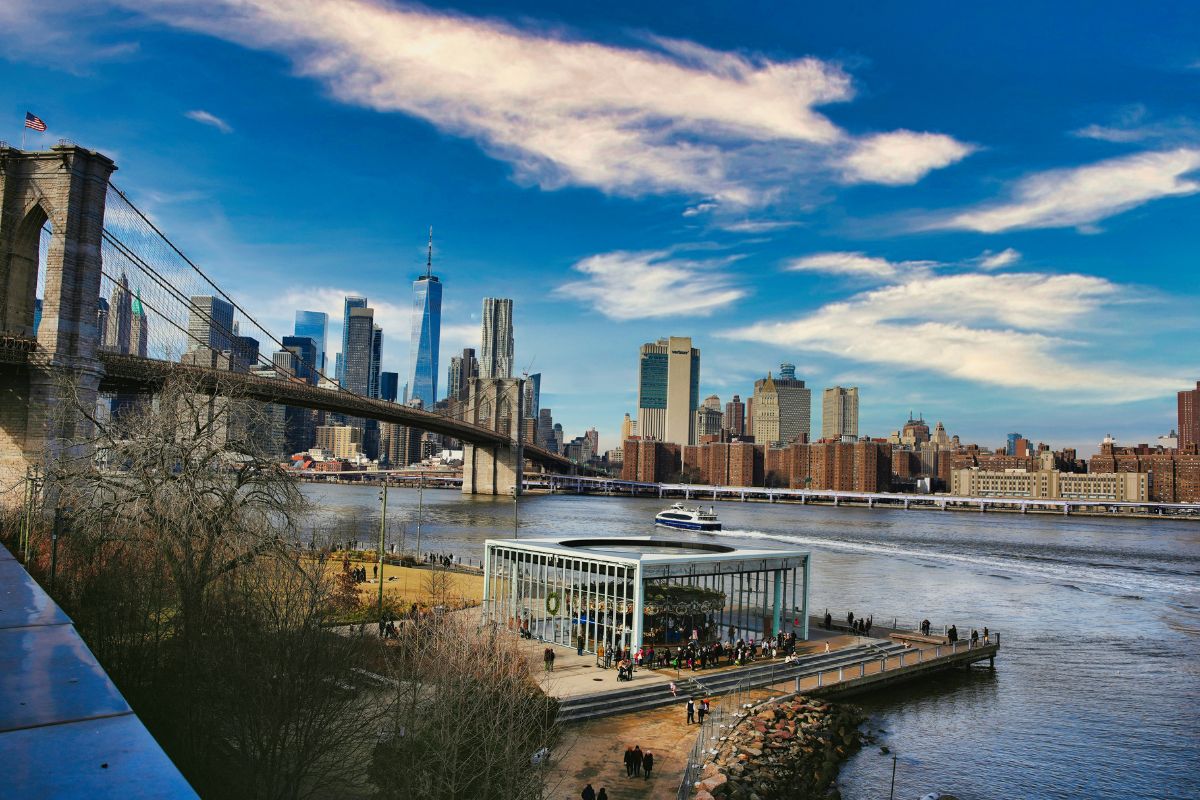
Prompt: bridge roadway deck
<box><xmin>0</xmin><ymin>342</ymin><xmax>571</xmax><ymax>470</ymax></box>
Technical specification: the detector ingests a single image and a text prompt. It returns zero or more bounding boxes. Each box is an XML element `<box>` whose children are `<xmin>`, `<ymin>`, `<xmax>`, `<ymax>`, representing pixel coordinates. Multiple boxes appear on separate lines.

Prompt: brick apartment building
<box><xmin>1088</xmin><ymin>441</ymin><xmax>1200</xmax><ymax>503</ymax></box>
<box><xmin>621</xmin><ymin>438</ymin><xmax>682</xmax><ymax>483</ymax></box>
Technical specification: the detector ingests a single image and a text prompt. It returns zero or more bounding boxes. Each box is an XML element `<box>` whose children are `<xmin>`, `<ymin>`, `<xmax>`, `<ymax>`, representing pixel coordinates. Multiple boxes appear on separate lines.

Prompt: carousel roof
<box><xmin>485</xmin><ymin>536</ymin><xmax>808</xmax><ymax>577</ymax></box>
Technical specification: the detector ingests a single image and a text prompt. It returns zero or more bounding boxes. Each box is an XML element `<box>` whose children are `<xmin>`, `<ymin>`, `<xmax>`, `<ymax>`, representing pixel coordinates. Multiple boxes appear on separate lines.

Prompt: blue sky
<box><xmin>3</xmin><ymin>1</ymin><xmax>1198</xmax><ymax>454</ymax></box>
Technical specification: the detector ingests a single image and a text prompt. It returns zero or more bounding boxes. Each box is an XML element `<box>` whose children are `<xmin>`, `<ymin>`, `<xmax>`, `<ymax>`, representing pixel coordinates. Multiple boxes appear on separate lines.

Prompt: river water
<box><xmin>300</xmin><ymin>484</ymin><xmax>1200</xmax><ymax>800</ymax></box>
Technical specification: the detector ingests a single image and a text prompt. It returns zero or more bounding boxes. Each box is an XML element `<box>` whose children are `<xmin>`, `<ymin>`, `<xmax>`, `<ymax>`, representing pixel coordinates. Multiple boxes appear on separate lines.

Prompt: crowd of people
<box><xmin>594</xmin><ymin>630</ymin><xmax>801</xmax><ymax>676</ymax></box>
<box><xmin>422</xmin><ymin>551</ymin><xmax>457</xmax><ymax>568</ymax></box>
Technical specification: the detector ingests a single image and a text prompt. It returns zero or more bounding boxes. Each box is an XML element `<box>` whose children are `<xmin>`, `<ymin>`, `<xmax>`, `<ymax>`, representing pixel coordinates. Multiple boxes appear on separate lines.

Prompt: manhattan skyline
<box><xmin>3</xmin><ymin>1</ymin><xmax>1198</xmax><ymax>452</ymax></box>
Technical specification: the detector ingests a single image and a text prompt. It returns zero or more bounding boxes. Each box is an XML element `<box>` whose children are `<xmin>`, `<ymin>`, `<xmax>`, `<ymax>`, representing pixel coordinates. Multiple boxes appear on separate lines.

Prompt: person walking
<box><xmin>697</xmin><ymin>699</ymin><xmax>707</xmax><ymax>725</ymax></box>
<box><xmin>643</xmin><ymin>751</ymin><xmax>654</xmax><ymax>780</ymax></box>
<box><xmin>581</xmin><ymin>783</ymin><xmax>596</xmax><ymax>800</ymax></box>
<box><xmin>597</xmin><ymin>789</ymin><xmax>608</xmax><ymax>800</ymax></box>
<box><xmin>686</xmin><ymin>698</ymin><xmax>695</xmax><ymax>724</ymax></box>
<box><xmin>623</xmin><ymin>746</ymin><xmax>635</xmax><ymax>777</ymax></box>
<box><xmin>633</xmin><ymin>745</ymin><xmax>644</xmax><ymax>777</ymax></box>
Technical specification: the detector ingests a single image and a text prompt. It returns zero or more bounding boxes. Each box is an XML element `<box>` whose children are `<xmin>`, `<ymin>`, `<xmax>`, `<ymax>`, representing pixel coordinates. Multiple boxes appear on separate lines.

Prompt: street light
<box><xmin>378</xmin><ymin>478</ymin><xmax>388</xmax><ymax>626</ymax></box>
<box><xmin>512</xmin><ymin>484</ymin><xmax>519</xmax><ymax>539</ymax></box>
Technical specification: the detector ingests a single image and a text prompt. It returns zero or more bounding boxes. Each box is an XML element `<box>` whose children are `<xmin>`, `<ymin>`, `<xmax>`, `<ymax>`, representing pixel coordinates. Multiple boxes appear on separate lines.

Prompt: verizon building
<box><xmin>637</xmin><ymin>336</ymin><xmax>700</xmax><ymax>446</ymax></box>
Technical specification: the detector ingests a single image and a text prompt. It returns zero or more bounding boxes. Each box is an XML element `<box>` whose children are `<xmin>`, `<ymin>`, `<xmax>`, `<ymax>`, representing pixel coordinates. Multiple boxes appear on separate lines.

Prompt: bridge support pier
<box><xmin>462</xmin><ymin>441</ymin><xmax>523</xmax><ymax>496</ymax></box>
<box><xmin>1</xmin><ymin>145</ymin><xmax>116</xmax><ymax>505</ymax></box>
<box><xmin>460</xmin><ymin>377</ymin><xmax>524</xmax><ymax>496</ymax></box>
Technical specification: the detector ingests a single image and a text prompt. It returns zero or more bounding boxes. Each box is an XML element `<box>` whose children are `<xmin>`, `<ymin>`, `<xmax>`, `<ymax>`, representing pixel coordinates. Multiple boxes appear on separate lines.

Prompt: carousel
<box><xmin>482</xmin><ymin>536</ymin><xmax>810</xmax><ymax>655</ymax></box>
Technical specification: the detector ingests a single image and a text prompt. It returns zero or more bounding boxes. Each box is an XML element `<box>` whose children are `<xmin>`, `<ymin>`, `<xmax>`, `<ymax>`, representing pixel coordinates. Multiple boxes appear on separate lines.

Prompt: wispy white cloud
<box><xmin>841</xmin><ymin>130</ymin><xmax>974</xmax><ymax>185</ymax></box>
<box><xmin>718</xmin><ymin>220</ymin><xmax>801</xmax><ymax>233</ymax></box>
<box><xmin>786</xmin><ymin>251</ymin><xmax>943</xmax><ymax>281</ymax></box>
<box><xmin>1072</xmin><ymin>104</ymin><xmax>1199</xmax><ymax>144</ymax></box>
<box><xmin>722</xmin><ymin>271</ymin><xmax>1181</xmax><ymax>399</ymax></box>
<box><xmin>977</xmin><ymin>248</ymin><xmax>1020</xmax><ymax>270</ymax></box>
<box><xmin>556</xmin><ymin>250</ymin><xmax>746</xmax><ymax>320</ymax></box>
<box><xmin>930</xmin><ymin>148</ymin><xmax>1200</xmax><ymax>233</ymax></box>
<box><xmin>100</xmin><ymin>0</ymin><xmax>967</xmax><ymax>206</ymax></box>
<box><xmin>185</xmin><ymin>109</ymin><xmax>232</xmax><ymax>134</ymax></box>
<box><xmin>0</xmin><ymin>0</ymin><xmax>138</xmax><ymax>70</ymax></box>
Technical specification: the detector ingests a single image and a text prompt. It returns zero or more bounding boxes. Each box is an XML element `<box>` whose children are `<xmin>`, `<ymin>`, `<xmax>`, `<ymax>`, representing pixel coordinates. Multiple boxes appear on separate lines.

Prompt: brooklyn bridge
<box><xmin>0</xmin><ymin>142</ymin><xmax>577</xmax><ymax>502</ymax></box>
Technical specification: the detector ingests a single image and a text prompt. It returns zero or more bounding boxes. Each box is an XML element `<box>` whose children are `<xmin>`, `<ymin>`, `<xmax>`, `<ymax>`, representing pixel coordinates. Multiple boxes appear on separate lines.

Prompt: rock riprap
<box><xmin>692</xmin><ymin>695</ymin><xmax>865</xmax><ymax>800</ymax></box>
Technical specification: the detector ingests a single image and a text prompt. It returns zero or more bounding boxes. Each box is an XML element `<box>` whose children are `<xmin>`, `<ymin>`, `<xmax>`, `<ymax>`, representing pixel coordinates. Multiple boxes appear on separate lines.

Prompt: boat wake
<box><xmin>720</xmin><ymin>528</ymin><xmax>1198</xmax><ymax>598</ymax></box>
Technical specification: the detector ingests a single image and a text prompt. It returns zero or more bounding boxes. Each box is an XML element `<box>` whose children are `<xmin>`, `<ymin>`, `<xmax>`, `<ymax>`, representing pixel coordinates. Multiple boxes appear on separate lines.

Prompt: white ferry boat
<box><xmin>654</xmin><ymin>503</ymin><xmax>722</xmax><ymax>532</ymax></box>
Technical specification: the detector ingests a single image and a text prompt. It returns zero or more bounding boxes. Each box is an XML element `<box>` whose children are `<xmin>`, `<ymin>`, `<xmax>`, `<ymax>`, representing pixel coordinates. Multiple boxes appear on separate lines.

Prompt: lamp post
<box><xmin>415</xmin><ymin>474</ymin><xmax>424</xmax><ymax>564</ymax></box>
<box><xmin>512</xmin><ymin>485</ymin><xmax>519</xmax><ymax>539</ymax></box>
<box><xmin>378</xmin><ymin>479</ymin><xmax>388</xmax><ymax>625</ymax></box>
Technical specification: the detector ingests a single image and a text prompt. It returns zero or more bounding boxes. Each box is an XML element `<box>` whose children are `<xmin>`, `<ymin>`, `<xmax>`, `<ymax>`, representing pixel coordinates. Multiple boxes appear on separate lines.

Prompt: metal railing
<box><xmin>675</xmin><ymin>669</ymin><xmax>760</xmax><ymax>800</ymax></box>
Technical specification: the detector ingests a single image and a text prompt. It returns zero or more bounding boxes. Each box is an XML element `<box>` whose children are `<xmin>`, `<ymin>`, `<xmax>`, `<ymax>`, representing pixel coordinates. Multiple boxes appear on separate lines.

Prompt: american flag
<box><xmin>24</xmin><ymin>112</ymin><xmax>47</xmax><ymax>132</ymax></box>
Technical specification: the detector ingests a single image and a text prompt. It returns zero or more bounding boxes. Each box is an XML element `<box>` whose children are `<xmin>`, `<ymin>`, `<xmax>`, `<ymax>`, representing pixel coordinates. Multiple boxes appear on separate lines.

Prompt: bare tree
<box><xmin>371</xmin><ymin>613</ymin><xmax>560</xmax><ymax>799</ymax></box>
<box><xmin>40</xmin><ymin>372</ymin><xmax>387</xmax><ymax>798</ymax></box>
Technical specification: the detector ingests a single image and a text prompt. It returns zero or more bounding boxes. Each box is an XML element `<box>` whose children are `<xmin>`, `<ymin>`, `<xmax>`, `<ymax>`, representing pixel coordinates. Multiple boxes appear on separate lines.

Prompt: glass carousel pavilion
<box><xmin>482</xmin><ymin>537</ymin><xmax>810</xmax><ymax>654</ymax></box>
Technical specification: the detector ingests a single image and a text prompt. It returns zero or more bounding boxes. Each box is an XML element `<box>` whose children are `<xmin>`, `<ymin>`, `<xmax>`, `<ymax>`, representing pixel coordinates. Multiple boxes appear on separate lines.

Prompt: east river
<box><xmin>300</xmin><ymin>483</ymin><xmax>1200</xmax><ymax>800</ymax></box>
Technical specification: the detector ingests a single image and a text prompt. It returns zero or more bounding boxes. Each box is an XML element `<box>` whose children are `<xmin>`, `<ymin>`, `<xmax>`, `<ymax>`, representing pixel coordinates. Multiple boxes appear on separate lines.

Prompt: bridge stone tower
<box><xmin>462</xmin><ymin>376</ymin><xmax>525</xmax><ymax>496</ymax></box>
<box><xmin>0</xmin><ymin>145</ymin><xmax>116</xmax><ymax>502</ymax></box>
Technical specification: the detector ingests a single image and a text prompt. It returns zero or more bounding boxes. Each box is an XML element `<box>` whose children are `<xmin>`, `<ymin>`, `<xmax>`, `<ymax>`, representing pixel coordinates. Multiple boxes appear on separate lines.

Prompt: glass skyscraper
<box><xmin>380</xmin><ymin>371</ymin><xmax>399</xmax><ymax>403</ymax></box>
<box><xmin>370</xmin><ymin>325</ymin><xmax>383</xmax><ymax>399</ymax></box>
<box><xmin>343</xmin><ymin>307</ymin><xmax>375</xmax><ymax>397</ymax></box>
<box><xmin>408</xmin><ymin>232</ymin><xmax>442</xmax><ymax>409</ymax></box>
<box><xmin>337</xmin><ymin>296</ymin><xmax>367</xmax><ymax>383</ymax></box>
<box><xmin>294</xmin><ymin>310</ymin><xmax>328</xmax><ymax>373</ymax></box>
<box><xmin>282</xmin><ymin>335</ymin><xmax>318</xmax><ymax>384</ymax></box>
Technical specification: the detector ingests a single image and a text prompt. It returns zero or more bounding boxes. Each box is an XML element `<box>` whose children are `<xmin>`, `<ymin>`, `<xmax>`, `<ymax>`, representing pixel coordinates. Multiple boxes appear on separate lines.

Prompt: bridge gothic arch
<box><xmin>461</xmin><ymin>376</ymin><xmax>524</xmax><ymax>496</ymax></box>
<box><xmin>0</xmin><ymin>144</ymin><xmax>116</xmax><ymax>502</ymax></box>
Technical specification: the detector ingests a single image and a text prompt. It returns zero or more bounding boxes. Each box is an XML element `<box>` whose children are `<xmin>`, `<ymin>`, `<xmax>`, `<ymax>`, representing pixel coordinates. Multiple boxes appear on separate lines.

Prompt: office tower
<box><xmin>752</xmin><ymin>373</ymin><xmax>780</xmax><ymax>446</ymax></box>
<box><xmin>129</xmin><ymin>290</ymin><xmax>148</xmax><ymax>358</ymax></box>
<box><xmin>294</xmin><ymin>310</ymin><xmax>328</xmax><ymax>372</ymax></box>
<box><xmin>538</xmin><ymin>408</ymin><xmax>555</xmax><ymax>450</ymax></box>
<box><xmin>524</xmin><ymin>373</ymin><xmax>541</xmax><ymax>420</ymax></box>
<box><xmin>585</xmin><ymin>428</ymin><xmax>599</xmax><ymax>457</ymax></box>
<box><xmin>702</xmin><ymin>394</ymin><xmax>721</xmax><ymax>412</ymax></box>
<box><xmin>821</xmin><ymin>386</ymin><xmax>859</xmax><ymax>440</ymax></box>
<box><xmin>343</xmin><ymin>307</ymin><xmax>375</xmax><ymax>396</ymax></box>
<box><xmin>552</xmin><ymin>422</ymin><xmax>564</xmax><ymax>453</ymax></box>
<box><xmin>636</xmin><ymin>336</ymin><xmax>700</xmax><ymax>445</ymax></box>
<box><xmin>408</xmin><ymin>230</ymin><xmax>442</xmax><ymax>408</ymax></box>
<box><xmin>724</xmin><ymin>394</ymin><xmax>745</xmax><ymax>437</ymax></box>
<box><xmin>229</xmin><ymin>335</ymin><xmax>260</xmax><ymax>373</ymax></box>
<box><xmin>480</xmin><ymin>297</ymin><xmax>514</xmax><ymax>379</ymax></box>
<box><xmin>380</xmin><ymin>372</ymin><xmax>399</xmax><ymax>403</ymax></box>
<box><xmin>621</xmin><ymin>413</ymin><xmax>636</xmax><ymax>442</ymax></box>
<box><xmin>333</xmin><ymin>353</ymin><xmax>345</xmax><ymax>385</ymax></box>
<box><xmin>696</xmin><ymin>405</ymin><xmax>723</xmax><ymax>439</ymax></box>
<box><xmin>95</xmin><ymin>298</ymin><xmax>109</xmax><ymax>345</ymax></box>
<box><xmin>773</xmin><ymin>365</ymin><xmax>811</xmax><ymax>445</ymax></box>
<box><xmin>272</xmin><ymin>349</ymin><xmax>297</xmax><ymax>378</ymax></box>
<box><xmin>1005</xmin><ymin>433</ymin><xmax>1023</xmax><ymax>456</ymax></box>
<box><xmin>1179</xmin><ymin>381</ymin><xmax>1200</xmax><ymax>452</ymax></box>
<box><xmin>447</xmin><ymin>348</ymin><xmax>478</xmax><ymax>402</ymax></box>
<box><xmin>337</xmin><ymin>296</ymin><xmax>368</xmax><ymax>382</ymax></box>
<box><xmin>282</xmin><ymin>335</ymin><xmax>318</xmax><ymax>384</ymax></box>
<box><xmin>103</xmin><ymin>273</ymin><xmax>132</xmax><ymax>353</ymax></box>
<box><xmin>370</xmin><ymin>325</ymin><xmax>383</xmax><ymax>399</ymax></box>
<box><xmin>186</xmin><ymin>295</ymin><xmax>234</xmax><ymax>354</ymax></box>
<box><xmin>33</xmin><ymin>298</ymin><xmax>42</xmax><ymax>336</ymax></box>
